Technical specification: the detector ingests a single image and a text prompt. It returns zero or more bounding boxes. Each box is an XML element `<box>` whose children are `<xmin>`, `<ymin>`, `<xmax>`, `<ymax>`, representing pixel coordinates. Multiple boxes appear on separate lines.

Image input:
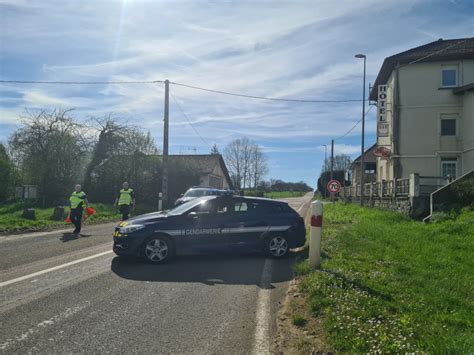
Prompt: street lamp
<box><xmin>355</xmin><ymin>54</ymin><xmax>366</xmax><ymax>206</ymax></box>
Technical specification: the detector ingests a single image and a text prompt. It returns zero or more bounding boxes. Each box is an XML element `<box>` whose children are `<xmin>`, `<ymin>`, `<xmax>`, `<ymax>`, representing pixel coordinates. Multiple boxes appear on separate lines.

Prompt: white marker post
<box><xmin>158</xmin><ymin>192</ymin><xmax>163</xmax><ymax>211</ymax></box>
<box><xmin>309</xmin><ymin>200</ymin><xmax>323</xmax><ymax>268</ymax></box>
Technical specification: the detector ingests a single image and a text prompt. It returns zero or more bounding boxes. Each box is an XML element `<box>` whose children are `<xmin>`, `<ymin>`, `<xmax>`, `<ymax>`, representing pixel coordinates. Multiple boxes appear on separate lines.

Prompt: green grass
<box><xmin>0</xmin><ymin>203</ymin><xmax>156</xmax><ymax>233</ymax></box>
<box><xmin>264</xmin><ymin>191</ymin><xmax>308</xmax><ymax>199</ymax></box>
<box><xmin>295</xmin><ymin>203</ymin><xmax>474</xmax><ymax>353</ymax></box>
<box><xmin>292</xmin><ymin>314</ymin><xmax>308</xmax><ymax>327</ymax></box>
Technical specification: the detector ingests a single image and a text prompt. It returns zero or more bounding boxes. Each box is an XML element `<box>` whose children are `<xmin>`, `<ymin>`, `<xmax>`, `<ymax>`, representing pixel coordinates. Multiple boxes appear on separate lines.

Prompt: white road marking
<box><xmin>0</xmin><ymin>250</ymin><xmax>114</xmax><ymax>288</ymax></box>
<box><xmin>0</xmin><ymin>301</ymin><xmax>90</xmax><ymax>350</ymax></box>
<box><xmin>253</xmin><ymin>258</ymin><xmax>273</xmax><ymax>354</ymax></box>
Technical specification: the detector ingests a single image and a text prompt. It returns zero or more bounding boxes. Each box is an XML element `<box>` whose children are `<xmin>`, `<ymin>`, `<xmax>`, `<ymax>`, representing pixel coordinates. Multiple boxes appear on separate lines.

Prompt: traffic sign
<box><xmin>327</xmin><ymin>179</ymin><xmax>341</xmax><ymax>194</ymax></box>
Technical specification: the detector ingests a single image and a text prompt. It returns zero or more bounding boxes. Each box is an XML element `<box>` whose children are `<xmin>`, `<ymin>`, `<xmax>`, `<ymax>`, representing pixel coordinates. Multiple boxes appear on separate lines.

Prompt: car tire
<box><xmin>266</xmin><ymin>235</ymin><xmax>289</xmax><ymax>258</ymax></box>
<box><xmin>142</xmin><ymin>235</ymin><xmax>175</xmax><ymax>264</ymax></box>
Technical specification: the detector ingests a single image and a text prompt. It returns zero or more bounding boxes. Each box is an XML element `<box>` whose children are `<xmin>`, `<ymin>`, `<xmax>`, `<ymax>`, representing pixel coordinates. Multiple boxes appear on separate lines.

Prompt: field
<box><xmin>264</xmin><ymin>191</ymin><xmax>308</xmax><ymax>199</ymax></box>
<box><xmin>293</xmin><ymin>203</ymin><xmax>474</xmax><ymax>353</ymax></box>
<box><xmin>0</xmin><ymin>203</ymin><xmax>155</xmax><ymax>233</ymax></box>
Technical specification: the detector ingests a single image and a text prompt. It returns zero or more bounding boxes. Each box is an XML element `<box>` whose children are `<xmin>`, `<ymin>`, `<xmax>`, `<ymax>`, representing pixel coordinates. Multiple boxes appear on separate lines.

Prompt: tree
<box><xmin>224</xmin><ymin>137</ymin><xmax>268</xmax><ymax>191</ymax></box>
<box><xmin>83</xmin><ymin>118</ymin><xmax>159</xmax><ymax>203</ymax></box>
<box><xmin>0</xmin><ymin>143</ymin><xmax>16</xmax><ymax>201</ymax></box>
<box><xmin>210</xmin><ymin>144</ymin><xmax>220</xmax><ymax>155</ymax></box>
<box><xmin>321</xmin><ymin>154</ymin><xmax>352</xmax><ymax>173</ymax></box>
<box><xmin>249</xmin><ymin>145</ymin><xmax>268</xmax><ymax>189</ymax></box>
<box><xmin>8</xmin><ymin>109</ymin><xmax>90</xmax><ymax>205</ymax></box>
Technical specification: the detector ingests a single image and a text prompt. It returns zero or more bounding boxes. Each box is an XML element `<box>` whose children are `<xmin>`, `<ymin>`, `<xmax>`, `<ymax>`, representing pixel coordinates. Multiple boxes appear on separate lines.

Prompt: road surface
<box><xmin>0</xmin><ymin>193</ymin><xmax>312</xmax><ymax>354</ymax></box>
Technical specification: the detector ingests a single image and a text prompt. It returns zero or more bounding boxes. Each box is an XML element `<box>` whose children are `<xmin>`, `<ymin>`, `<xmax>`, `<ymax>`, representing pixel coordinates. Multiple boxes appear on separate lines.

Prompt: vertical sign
<box><xmin>377</xmin><ymin>85</ymin><xmax>387</xmax><ymax>122</ymax></box>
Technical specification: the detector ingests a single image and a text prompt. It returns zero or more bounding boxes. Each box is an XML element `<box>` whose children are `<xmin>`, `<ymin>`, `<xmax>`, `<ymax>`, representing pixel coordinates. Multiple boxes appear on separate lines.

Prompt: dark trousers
<box><xmin>70</xmin><ymin>208</ymin><xmax>83</xmax><ymax>234</ymax></box>
<box><xmin>119</xmin><ymin>204</ymin><xmax>131</xmax><ymax>221</ymax></box>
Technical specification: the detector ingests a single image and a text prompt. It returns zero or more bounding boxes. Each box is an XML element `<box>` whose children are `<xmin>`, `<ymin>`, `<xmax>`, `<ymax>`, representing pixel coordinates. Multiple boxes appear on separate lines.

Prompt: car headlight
<box><xmin>119</xmin><ymin>224</ymin><xmax>146</xmax><ymax>234</ymax></box>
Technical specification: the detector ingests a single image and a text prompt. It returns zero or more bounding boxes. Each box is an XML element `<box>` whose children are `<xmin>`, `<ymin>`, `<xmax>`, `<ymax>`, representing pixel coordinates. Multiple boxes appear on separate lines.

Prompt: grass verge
<box><xmin>0</xmin><ymin>203</ymin><xmax>155</xmax><ymax>233</ymax></box>
<box><xmin>293</xmin><ymin>203</ymin><xmax>474</xmax><ymax>353</ymax></box>
<box><xmin>264</xmin><ymin>191</ymin><xmax>308</xmax><ymax>199</ymax></box>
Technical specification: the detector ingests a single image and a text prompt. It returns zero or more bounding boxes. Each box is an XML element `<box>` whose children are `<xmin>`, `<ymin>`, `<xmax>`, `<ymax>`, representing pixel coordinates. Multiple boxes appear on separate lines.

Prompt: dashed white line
<box><xmin>253</xmin><ymin>258</ymin><xmax>273</xmax><ymax>354</ymax></box>
<box><xmin>0</xmin><ymin>250</ymin><xmax>114</xmax><ymax>288</ymax></box>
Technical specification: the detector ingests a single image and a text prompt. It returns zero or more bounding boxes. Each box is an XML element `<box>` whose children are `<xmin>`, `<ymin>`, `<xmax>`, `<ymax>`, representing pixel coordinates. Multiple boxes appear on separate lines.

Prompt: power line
<box><xmin>170</xmin><ymin>92</ymin><xmax>211</xmax><ymax>149</ymax></box>
<box><xmin>0</xmin><ymin>79</ymin><xmax>163</xmax><ymax>84</ymax></box>
<box><xmin>334</xmin><ymin>105</ymin><xmax>374</xmax><ymax>141</ymax></box>
<box><xmin>170</xmin><ymin>81</ymin><xmax>364</xmax><ymax>103</ymax></box>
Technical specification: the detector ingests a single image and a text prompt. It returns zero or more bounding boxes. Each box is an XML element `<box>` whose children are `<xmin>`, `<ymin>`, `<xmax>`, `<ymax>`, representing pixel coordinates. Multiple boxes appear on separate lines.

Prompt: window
<box><xmin>441</xmin><ymin>65</ymin><xmax>458</xmax><ymax>87</ymax></box>
<box><xmin>365</xmin><ymin>163</ymin><xmax>376</xmax><ymax>174</ymax></box>
<box><xmin>234</xmin><ymin>201</ymin><xmax>248</xmax><ymax>212</ymax></box>
<box><xmin>441</xmin><ymin>158</ymin><xmax>457</xmax><ymax>179</ymax></box>
<box><xmin>441</xmin><ymin>119</ymin><xmax>456</xmax><ymax>136</ymax></box>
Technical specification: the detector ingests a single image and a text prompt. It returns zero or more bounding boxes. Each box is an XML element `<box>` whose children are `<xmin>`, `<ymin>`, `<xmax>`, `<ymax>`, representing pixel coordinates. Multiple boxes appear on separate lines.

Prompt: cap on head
<box><xmin>75</xmin><ymin>184</ymin><xmax>82</xmax><ymax>192</ymax></box>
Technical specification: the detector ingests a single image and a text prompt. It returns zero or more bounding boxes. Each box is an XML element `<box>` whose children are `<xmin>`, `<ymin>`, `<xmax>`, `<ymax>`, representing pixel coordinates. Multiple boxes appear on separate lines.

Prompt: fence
<box><xmin>340</xmin><ymin>174</ymin><xmax>449</xmax><ymax>199</ymax></box>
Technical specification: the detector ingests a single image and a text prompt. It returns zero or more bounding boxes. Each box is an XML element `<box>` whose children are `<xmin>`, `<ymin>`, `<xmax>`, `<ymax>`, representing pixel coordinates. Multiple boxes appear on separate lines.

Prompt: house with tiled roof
<box><xmin>370</xmin><ymin>37</ymin><xmax>474</xmax><ymax>184</ymax></box>
<box><xmin>169</xmin><ymin>154</ymin><xmax>234</xmax><ymax>190</ymax></box>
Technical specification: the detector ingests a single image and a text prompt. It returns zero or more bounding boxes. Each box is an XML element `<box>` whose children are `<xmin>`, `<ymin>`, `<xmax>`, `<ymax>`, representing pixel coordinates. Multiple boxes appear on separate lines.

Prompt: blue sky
<box><xmin>0</xmin><ymin>0</ymin><xmax>473</xmax><ymax>186</ymax></box>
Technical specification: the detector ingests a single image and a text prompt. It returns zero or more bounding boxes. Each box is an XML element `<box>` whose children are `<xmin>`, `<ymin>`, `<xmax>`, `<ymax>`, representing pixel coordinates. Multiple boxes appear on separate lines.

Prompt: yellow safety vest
<box><xmin>119</xmin><ymin>188</ymin><xmax>133</xmax><ymax>206</ymax></box>
<box><xmin>70</xmin><ymin>191</ymin><xmax>86</xmax><ymax>209</ymax></box>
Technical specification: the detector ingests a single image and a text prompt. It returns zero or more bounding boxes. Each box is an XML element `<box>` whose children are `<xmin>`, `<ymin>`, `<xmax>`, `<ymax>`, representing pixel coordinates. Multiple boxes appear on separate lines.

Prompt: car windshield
<box><xmin>184</xmin><ymin>189</ymin><xmax>206</xmax><ymax>197</ymax></box>
<box><xmin>167</xmin><ymin>197</ymin><xmax>211</xmax><ymax>215</ymax></box>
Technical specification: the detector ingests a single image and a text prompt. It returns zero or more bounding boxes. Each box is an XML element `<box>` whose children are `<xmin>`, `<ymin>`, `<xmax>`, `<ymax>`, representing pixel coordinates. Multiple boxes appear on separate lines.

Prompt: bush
<box><xmin>452</xmin><ymin>178</ymin><xmax>474</xmax><ymax>207</ymax></box>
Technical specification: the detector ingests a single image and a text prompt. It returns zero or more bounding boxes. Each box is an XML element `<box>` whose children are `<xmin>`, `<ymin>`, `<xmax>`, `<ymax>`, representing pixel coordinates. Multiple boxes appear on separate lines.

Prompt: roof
<box><xmin>369</xmin><ymin>38</ymin><xmax>474</xmax><ymax>100</ymax></box>
<box><xmin>453</xmin><ymin>83</ymin><xmax>474</xmax><ymax>95</ymax></box>
<box><xmin>351</xmin><ymin>144</ymin><xmax>377</xmax><ymax>168</ymax></box>
<box><xmin>169</xmin><ymin>154</ymin><xmax>234</xmax><ymax>189</ymax></box>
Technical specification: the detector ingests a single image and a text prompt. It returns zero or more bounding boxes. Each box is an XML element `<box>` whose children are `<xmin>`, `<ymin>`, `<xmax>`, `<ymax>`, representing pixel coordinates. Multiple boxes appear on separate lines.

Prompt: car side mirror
<box><xmin>187</xmin><ymin>211</ymin><xmax>199</xmax><ymax>219</ymax></box>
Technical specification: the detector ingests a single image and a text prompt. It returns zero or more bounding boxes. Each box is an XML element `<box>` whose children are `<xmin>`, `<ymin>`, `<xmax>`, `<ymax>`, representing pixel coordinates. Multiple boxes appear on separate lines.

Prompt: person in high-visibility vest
<box><xmin>115</xmin><ymin>182</ymin><xmax>135</xmax><ymax>221</ymax></box>
<box><xmin>69</xmin><ymin>184</ymin><xmax>89</xmax><ymax>236</ymax></box>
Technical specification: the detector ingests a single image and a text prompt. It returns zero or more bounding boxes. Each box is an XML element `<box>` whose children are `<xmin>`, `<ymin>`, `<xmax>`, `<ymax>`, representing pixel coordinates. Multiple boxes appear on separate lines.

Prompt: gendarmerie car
<box><xmin>113</xmin><ymin>195</ymin><xmax>306</xmax><ymax>263</ymax></box>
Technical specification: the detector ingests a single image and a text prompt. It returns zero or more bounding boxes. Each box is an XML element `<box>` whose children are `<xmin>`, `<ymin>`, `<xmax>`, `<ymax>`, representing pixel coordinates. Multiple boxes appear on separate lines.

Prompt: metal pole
<box><xmin>330</xmin><ymin>139</ymin><xmax>334</xmax><ymax>181</ymax></box>
<box><xmin>355</xmin><ymin>55</ymin><xmax>366</xmax><ymax>206</ymax></box>
<box><xmin>330</xmin><ymin>139</ymin><xmax>334</xmax><ymax>201</ymax></box>
<box><xmin>162</xmin><ymin>79</ymin><xmax>170</xmax><ymax>207</ymax></box>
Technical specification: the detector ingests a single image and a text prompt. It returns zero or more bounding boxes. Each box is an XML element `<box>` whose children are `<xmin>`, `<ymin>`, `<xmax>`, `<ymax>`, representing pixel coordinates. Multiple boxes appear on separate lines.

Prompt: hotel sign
<box><xmin>377</xmin><ymin>85</ymin><xmax>387</xmax><ymax>122</ymax></box>
<box><xmin>377</xmin><ymin>85</ymin><xmax>390</xmax><ymax>137</ymax></box>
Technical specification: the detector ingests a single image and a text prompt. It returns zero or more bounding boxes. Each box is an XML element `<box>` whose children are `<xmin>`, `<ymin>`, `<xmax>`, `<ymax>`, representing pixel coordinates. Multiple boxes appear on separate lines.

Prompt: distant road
<box><xmin>0</xmin><ymin>193</ymin><xmax>312</xmax><ymax>354</ymax></box>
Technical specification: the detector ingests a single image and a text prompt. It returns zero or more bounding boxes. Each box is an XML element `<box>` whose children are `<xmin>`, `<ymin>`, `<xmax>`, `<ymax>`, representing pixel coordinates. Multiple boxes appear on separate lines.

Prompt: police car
<box><xmin>113</xmin><ymin>195</ymin><xmax>306</xmax><ymax>264</ymax></box>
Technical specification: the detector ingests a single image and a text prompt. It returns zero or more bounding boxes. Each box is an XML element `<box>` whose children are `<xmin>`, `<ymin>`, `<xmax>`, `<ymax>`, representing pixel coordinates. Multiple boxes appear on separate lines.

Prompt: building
<box><xmin>169</xmin><ymin>154</ymin><xmax>233</xmax><ymax>189</ymax></box>
<box><xmin>350</xmin><ymin>144</ymin><xmax>377</xmax><ymax>186</ymax></box>
<box><xmin>369</xmin><ymin>38</ymin><xmax>474</xmax><ymax>183</ymax></box>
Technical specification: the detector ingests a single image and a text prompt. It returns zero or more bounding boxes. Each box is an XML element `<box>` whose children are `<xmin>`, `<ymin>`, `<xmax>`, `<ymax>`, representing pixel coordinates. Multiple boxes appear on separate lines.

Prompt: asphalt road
<box><xmin>0</xmin><ymin>193</ymin><xmax>312</xmax><ymax>354</ymax></box>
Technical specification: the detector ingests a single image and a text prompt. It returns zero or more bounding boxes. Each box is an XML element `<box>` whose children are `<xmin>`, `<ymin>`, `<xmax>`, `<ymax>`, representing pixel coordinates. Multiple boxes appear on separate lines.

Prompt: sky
<box><xmin>0</xmin><ymin>0</ymin><xmax>473</xmax><ymax>187</ymax></box>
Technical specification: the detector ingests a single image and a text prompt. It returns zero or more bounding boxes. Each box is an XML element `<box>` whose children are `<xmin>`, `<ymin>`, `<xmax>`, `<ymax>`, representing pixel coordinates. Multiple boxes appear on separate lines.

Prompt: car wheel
<box><xmin>266</xmin><ymin>235</ymin><xmax>289</xmax><ymax>258</ymax></box>
<box><xmin>143</xmin><ymin>235</ymin><xmax>174</xmax><ymax>264</ymax></box>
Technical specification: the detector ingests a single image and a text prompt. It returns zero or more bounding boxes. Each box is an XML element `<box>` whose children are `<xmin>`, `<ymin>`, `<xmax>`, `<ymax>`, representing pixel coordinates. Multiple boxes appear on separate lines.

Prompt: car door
<box><xmin>182</xmin><ymin>198</ymin><xmax>232</xmax><ymax>252</ymax></box>
<box><xmin>227</xmin><ymin>199</ymin><xmax>269</xmax><ymax>248</ymax></box>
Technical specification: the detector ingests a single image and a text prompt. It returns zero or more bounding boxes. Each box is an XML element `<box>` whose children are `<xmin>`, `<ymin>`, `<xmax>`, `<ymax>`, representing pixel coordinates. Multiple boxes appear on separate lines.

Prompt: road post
<box><xmin>158</xmin><ymin>192</ymin><xmax>163</xmax><ymax>211</ymax></box>
<box><xmin>309</xmin><ymin>200</ymin><xmax>323</xmax><ymax>268</ymax></box>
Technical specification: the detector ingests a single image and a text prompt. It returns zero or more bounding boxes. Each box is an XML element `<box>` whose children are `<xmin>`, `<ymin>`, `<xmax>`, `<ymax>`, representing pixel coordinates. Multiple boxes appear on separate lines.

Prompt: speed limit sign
<box><xmin>327</xmin><ymin>179</ymin><xmax>341</xmax><ymax>194</ymax></box>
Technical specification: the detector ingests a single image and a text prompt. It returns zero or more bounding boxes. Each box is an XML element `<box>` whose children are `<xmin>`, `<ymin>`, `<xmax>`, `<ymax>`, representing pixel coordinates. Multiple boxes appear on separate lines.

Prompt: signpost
<box><xmin>373</xmin><ymin>146</ymin><xmax>392</xmax><ymax>158</ymax></box>
<box><xmin>326</xmin><ymin>179</ymin><xmax>341</xmax><ymax>194</ymax></box>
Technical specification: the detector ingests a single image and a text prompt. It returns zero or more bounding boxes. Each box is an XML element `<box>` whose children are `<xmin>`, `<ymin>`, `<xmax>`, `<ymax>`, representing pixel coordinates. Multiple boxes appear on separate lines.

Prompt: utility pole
<box><xmin>330</xmin><ymin>139</ymin><xmax>334</xmax><ymax>181</ymax></box>
<box><xmin>330</xmin><ymin>139</ymin><xmax>334</xmax><ymax>201</ymax></box>
<box><xmin>355</xmin><ymin>54</ymin><xmax>367</xmax><ymax>206</ymax></box>
<box><xmin>162</xmin><ymin>79</ymin><xmax>170</xmax><ymax>207</ymax></box>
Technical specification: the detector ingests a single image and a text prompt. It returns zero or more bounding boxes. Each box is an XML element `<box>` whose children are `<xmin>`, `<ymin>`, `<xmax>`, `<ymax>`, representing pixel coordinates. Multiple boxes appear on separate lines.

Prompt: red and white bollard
<box><xmin>309</xmin><ymin>200</ymin><xmax>323</xmax><ymax>268</ymax></box>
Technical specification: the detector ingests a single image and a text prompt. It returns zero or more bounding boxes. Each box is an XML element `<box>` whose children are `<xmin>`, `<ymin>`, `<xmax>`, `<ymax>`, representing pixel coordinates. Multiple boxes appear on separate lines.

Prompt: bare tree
<box><xmin>249</xmin><ymin>145</ymin><xmax>268</xmax><ymax>189</ymax></box>
<box><xmin>224</xmin><ymin>138</ymin><xmax>268</xmax><ymax>191</ymax></box>
<box><xmin>321</xmin><ymin>154</ymin><xmax>352</xmax><ymax>173</ymax></box>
